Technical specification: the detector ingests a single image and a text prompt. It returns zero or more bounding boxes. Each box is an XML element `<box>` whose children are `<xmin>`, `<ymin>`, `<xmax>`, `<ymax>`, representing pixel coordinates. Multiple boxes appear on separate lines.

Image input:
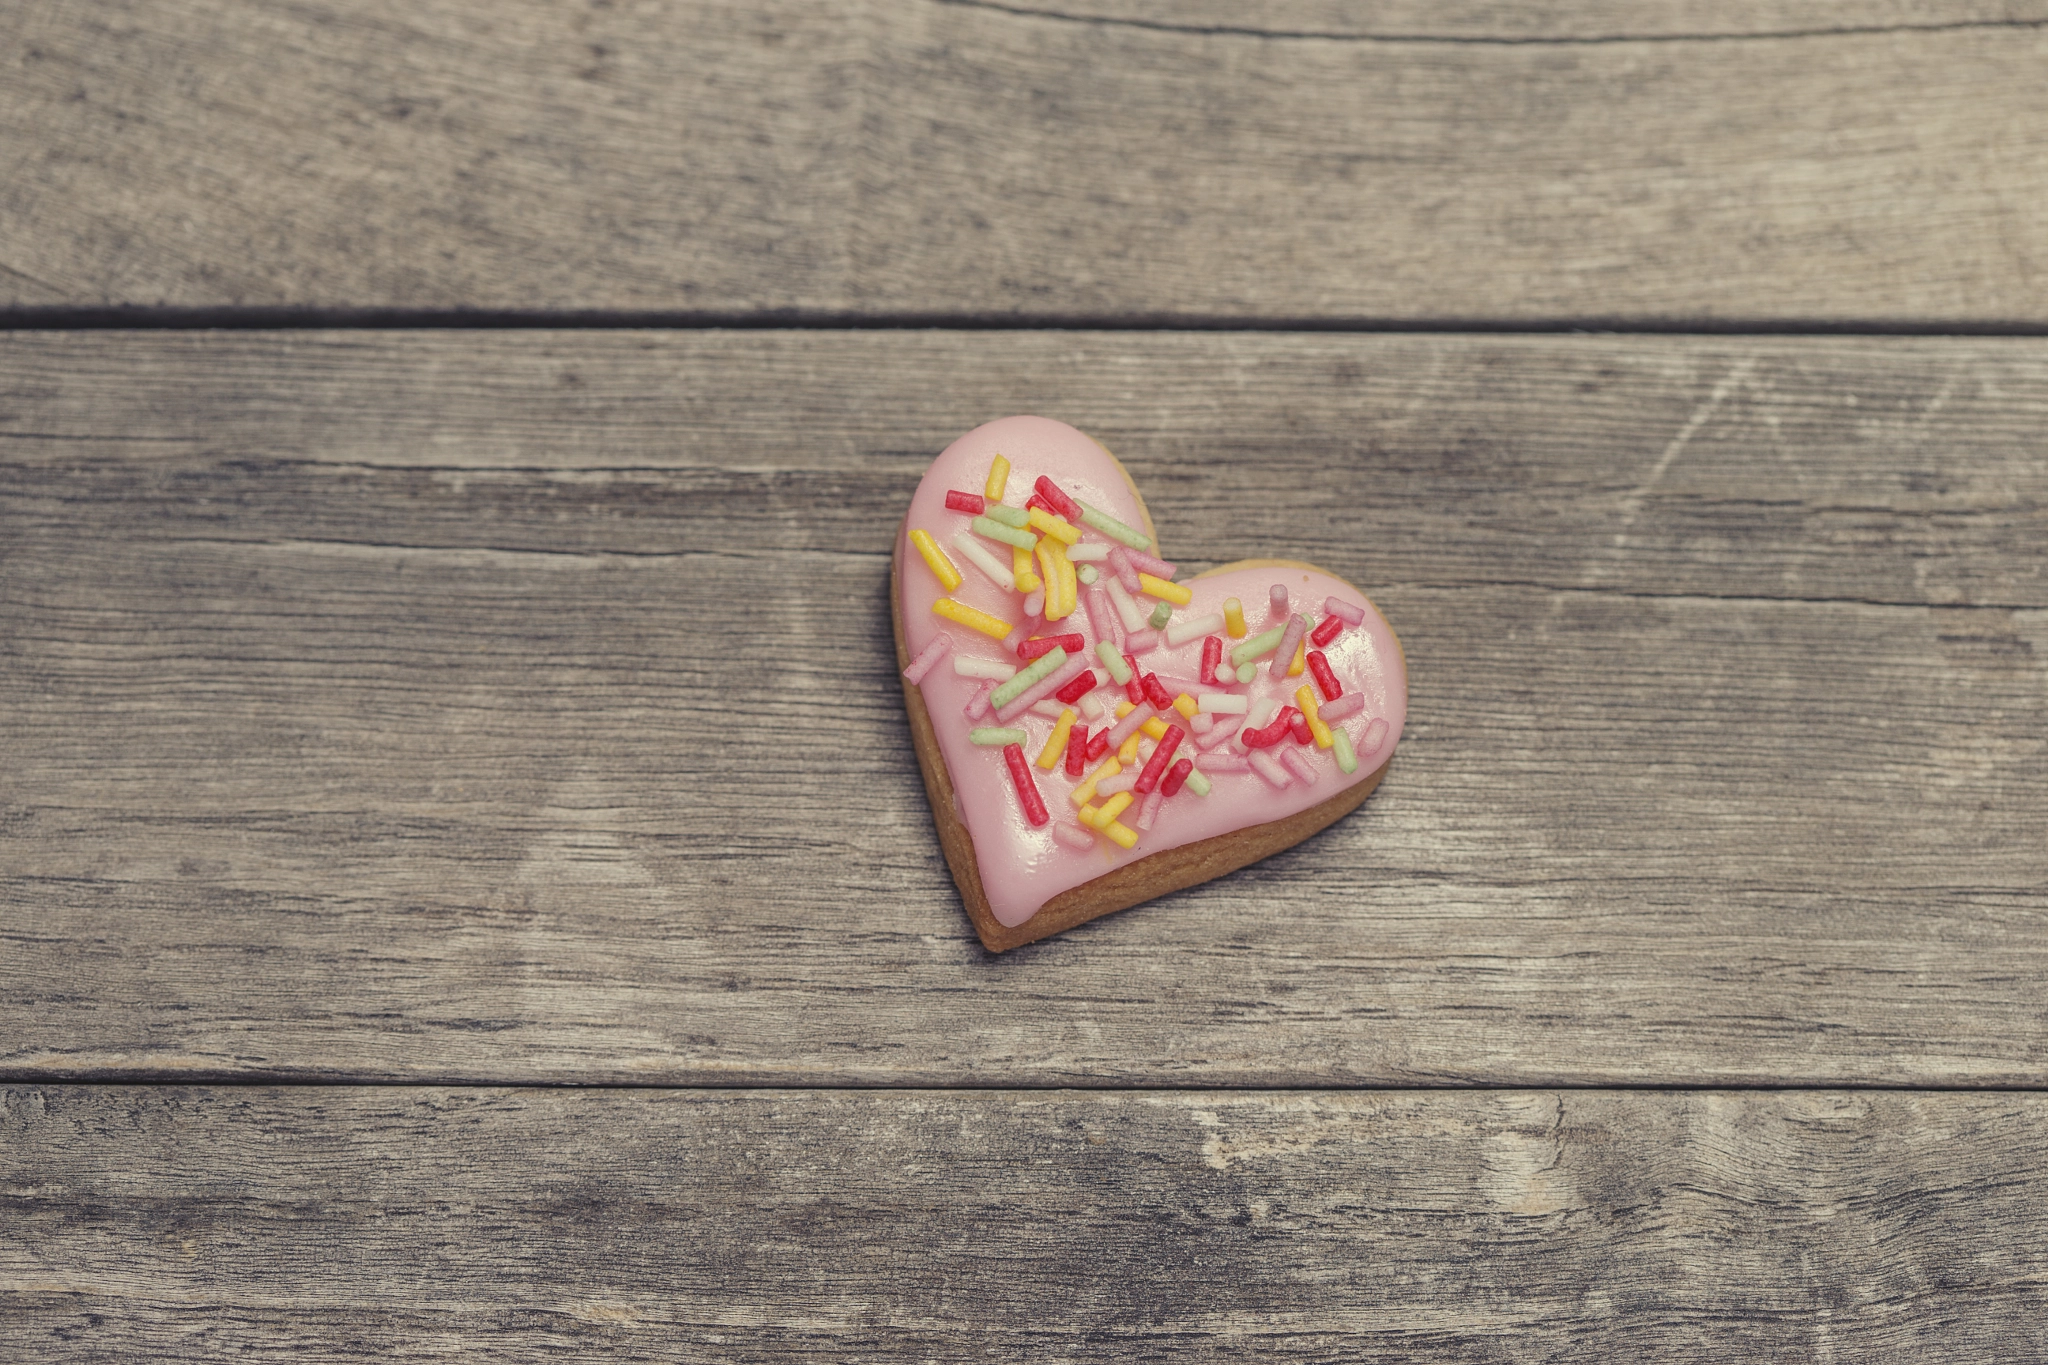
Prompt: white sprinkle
<box><xmin>1164</xmin><ymin>612</ymin><xmax>1224</xmax><ymax>647</ymax></box>
<box><xmin>1197</xmin><ymin>693</ymin><xmax>1249</xmax><ymax>714</ymax></box>
<box><xmin>951</xmin><ymin>532</ymin><xmax>1015</xmax><ymax>591</ymax></box>
<box><xmin>954</xmin><ymin>655</ymin><xmax>1019</xmax><ymax>681</ymax></box>
<box><xmin>1065</xmin><ymin>542</ymin><xmax>1111</xmax><ymax>562</ymax></box>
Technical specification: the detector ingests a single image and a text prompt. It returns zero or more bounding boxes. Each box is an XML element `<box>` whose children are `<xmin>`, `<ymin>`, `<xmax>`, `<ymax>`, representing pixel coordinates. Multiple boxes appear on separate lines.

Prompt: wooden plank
<box><xmin>7</xmin><ymin>2</ymin><xmax>2048</xmax><ymax>321</ymax></box>
<box><xmin>2</xmin><ymin>331</ymin><xmax>2044</xmax><ymax>1086</ymax></box>
<box><xmin>5</xmin><ymin>1085</ymin><xmax>2046</xmax><ymax>1358</ymax></box>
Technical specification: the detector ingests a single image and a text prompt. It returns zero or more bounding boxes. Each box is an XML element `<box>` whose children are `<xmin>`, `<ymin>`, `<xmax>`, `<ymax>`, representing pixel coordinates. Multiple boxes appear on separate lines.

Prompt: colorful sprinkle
<box><xmin>1288</xmin><ymin>639</ymin><xmax>1306</xmax><ymax>677</ymax></box>
<box><xmin>1141</xmin><ymin>717</ymin><xmax>1171</xmax><ymax>743</ymax></box>
<box><xmin>1280</xmin><ymin>746</ymin><xmax>1320</xmax><ymax>785</ymax></box>
<box><xmin>1359</xmin><ymin>717</ymin><xmax>1390</xmax><ymax>757</ymax></box>
<box><xmin>1065</xmin><ymin>723</ymin><xmax>1089</xmax><ymax>777</ymax></box>
<box><xmin>1241</xmin><ymin>708</ymin><xmax>1295</xmax><ymax>749</ymax></box>
<box><xmin>988</xmin><ymin>646</ymin><xmax>1069</xmax><ymax>710</ymax></box>
<box><xmin>1147</xmin><ymin>600</ymin><xmax>1173</xmax><ymax>630</ymax></box>
<box><xmin>1054</xmin><ymin>669</ymin><xmax>1099</xmax><ymax>705</ymax></box>
<box><xmin>1028</xmin><ymin>475</ymin><xmax>1077</xmax><ymax>522</ymax></box>
<box><xmin>1182</xmin><ymin>768</ymin><xmax>1213</xmax><ymax>796</ymax></box>
<box><xmin>1105</xmin><ymin>572</ymin><xmax>1147</xmax><ymax>631</ymax></box>
<box><xmin>1229</xmin><ymin>624</ymin><xmax>1287</xmax><ymax>668</ymax></box>
<box><xmin>1310</xmin><ymin>613</ymin><xmax>1344</xmax><ymax>648</ymax></box>
<box><xmin>1248</xmin><ymin>749</ymin><xmax>1291</xmax><ymax>788</ymax></box>
<box><xmin>1125</xmin><ymin>548</ymin><xmax>1176</xmax><ymax>580</ymax></box>
<box><xmin>995</xmin><ymin>654</ymin><xmax>1089</xmax><ymax>722</ymax></box>
<box><xmin>1134</xmin><ymin>786</ymin><xmax>1165</xmax><ymax>831</ymax></box>
<box><xmin>1030</xmin><ymin>700</ymin><xmax>1067</xmax><ymax>719</ymax></box>
<box><xmin>1138</xmin><ymin>572</ymin><xmax>1192</xmax><ymax>606</ymax></box>
<box><xmin>970</xmin><ymin>726</ymin><xmax>1027</xmax><ymax>747</ymax></box>
<box><xmin>1107</xmin><ymin>545</ymin><xmax>1143</xmax><ymax>595</ymax></box>
<box><xmin>1051</xmin><ymin>821</ymin><xmax>1096</xmax><ymax>851</ymax></box>
<box><xmin>1324</xmin><ymin>596</ymin><xmax>1366</xmax><ymax>627</ymax></box>
<box><xmin>1085</xmin><ymin>730</ymin><xmax>1110</xmax><ymax>762</ymax></box>
<box><xmin>963</xmin><ymin>679</ymin><xmax>995</xmax><ymax>719</ymax></box>
<box><xmin>1222</xmin><ymin>597</ymin><xmax>1246</xmax><ymax>639</ymax></box>
<box><xmin>1077</xmin><ymin>501</ymin><xmax>1151</xmax><ymax>550</ymax></box>
<box><xmin>1269</xmin><ymin>584</ymin><xmax>1289</xmax><ymax>618</ymax></box>
<box><xmin>1270</xmin><ymin>613</ymin><xmax>1310</xmax><ymax>681</ymax></box>
<box><xmin>984</xmin><ymin>455</ymin><xmax>1011</xmax><ymax>502</ymax></box>
<box><xmin>1037</xmin><ymin>707</ymin><xmax>1078</xmax><ymax>769</ymax></box>
<box><xmin>1165</xmin><ymin>612</ymin><xmax>1224</xmax><ymax>648</ymax></box>
<box><xmin>982</xmin><ymin>502</ymin><xmax>1029</xmax><ymax>529</ymax></box>
<box><xmin>1027</xmin><ymin>505</ymin><xmax>1082</xmax><ymax>545</ymax></box>
<box><xmin>1065</xmin><ymin>542</ymin><xmax>1110</xmax><ymax>562</ymax></box>
<box><xmin>1003</xmin><ymin>743</ymin><xmax>1050</xmax><ymax>826</ymax></box>
<box><xmin>901</xmin><ymin>633</ymin><xmax>951</xmax><ymax>685</ymax></box>
<box><xmin>1332</xmin><ymin>729</ymin><xmax>1358</xmax><ymax>774</ymax></box>
<box><xmin>933</xmin><ymin>598</ymin><xmax>1014</xmax><ymax>641</ymax></box>
<box><xmin>1080</xmin><ymin>692</ymin><xmax>1109</xmax><ymax>723</ymax></box>
<box><xmin>1052</xmin><ymin>541</ymin><xmax>1079</xmax><ymax>620</ymax></box>
<box><xmin>953</xmin><ymin>655</ymin><xmax>1016</xmax><ymax>681</ymax></box>
<box><xmin>908</xmin><ymin>529</ymin><xmax>963</xmax><ymax>591</ymax></box>
<box><xmin>1084</xmin><ymin>585</ymin><xmax>1122</xmax><ymax>650</ymax></box>
<box><xmin>1125</xmin><ymin>628</ymin><xmax>1161</xmax><ymax>655</ymax></box>
<box><xmin>1094</xmin><ymin>771</ymin><xmax>1138</xmax><ymax>797</ymax></box>
<box><xmin>951</xmin><ymin>532</ymin><xmax>1016</xmax><ymax>590</ymax></box>
<box><xmin>1196</xmin><ymin>693</ymin><xmax>1249</xmax><ymax>714</ymax></box>
<box><xmin>1021</xmin><ymin>588</ymin><xmax>1046</xmax><ymax>619</ymax></box>
<box><xmin>1077</xmin><ymin>563</ymin><xmax>1099</xmax><ymax>586</ymax></box>
<box><xmin>1133</xmin><ymin>724</ymin><xmax>1186</xmax><ymax>794</ymax></box>
<box><xmin>1161</xmin><ymin>758</ymin><xmax>1193</xmax><ymax>798</ymax></box>
<box><xmin>1010</xmin><ymin>543</ymin><xmax>1042</xmax><ymax>593</ymax></box>
<box><xmin>945</xmin><ymin>489</ymin><xmax>986</xmax><ymax>516</ymax></box>
<box><xmin>1071</xmin><ymin>755</ymin><xmax>1122</xmax><ymax>806</ymax></box>
<box><xmin>1019</xmin><ymin>632</ymin><xmax>1085</xmax><ymax>662</ymax></box>
<box><xmin>1289</xmin><ymin>710</ymin><xmax>1313</xmax><ymax>745</ymax></box>
<box><xmin>1307</xmin><ymin>650</ymin><xmax>1342</xmax><ymax>700</ymax></box>
<box><xmin>1096</xmin><ymin>641</ymin><xmax>1134</xmax><ymax>683</ymax></box>
<box><xmin>1296</xmin><ymin>685</ymin><xmax>1334</xmax><ymax>749</ymax></box>
<box><xmin>1199</xmin><ymin>750</ymin><xmax>1250</xmax><ymax>772</ymax></box>
<box><xmin>1171</xmin><ymin>692</ymin><xmax>1199</xmax><ymax>722</ymax></box>
<box><xmin>1200</xmin><ymin>635</ymin><xmax>1224</xmax><ymax>685</ymax></box>
<box><xmin>1318</xmin><ymin>693</ymin><xmax>1365</xmax><ymax>723</ymax></box>
<box><xmin>1141</xmin><ymin>673</ymin><xmax>1174</xmax><ymax>710</ymax></box>
<box><xmin>1106</xmin><ymin>704</ymin><xmax>1150</xmax><ymax>749</ymax></box>
<box><xmin>1093</xmin><ymin>791</ymin><xmax>1135</xmax><ymax>828</ymax></box>
<box><xmin>973</xmin><ymin>515</ymin><xmax>1037</xmax><ymax>550</ymax></box>
<box><xmin>1236</xmin><ymin>662</ymin><xmax>1256</xmax><ymax>684</ymax></box>
<box><xmin>1099</xmin><ymin>819</ymin><xmax>1140</xmax><ymax>850</ymax></box>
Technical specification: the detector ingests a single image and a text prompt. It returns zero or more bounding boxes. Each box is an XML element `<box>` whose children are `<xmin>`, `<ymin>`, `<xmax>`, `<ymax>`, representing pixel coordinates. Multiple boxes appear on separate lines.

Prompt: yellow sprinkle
<box><xmin>1100</xmin><ymin>819</ymin><xmax>1139</xmax><ymax>850</ymax></box>
<box><xmin>908</xmin><ymin>528</ymin><xmax>963</xmax><ymax>591</ymax></box>
<box><xmin>1026</xmin><ymin>507</ymin><xmax>1081</xmax><ymax>545</ymax></box>
<box><xmin>1035</xmin><ymin>539</ymin><xmax>1061</xmax><ymax>616</ymax></box>
<box><xmin>1118</xmin><ymin>732</ymin><xmax>1142</xmax><ymax>765</ymax></box>
<box><xmin>1115</xmin><ymin>699</ymin><xmax>1134</xmax><ymax>718</ymax></box>
<box><xmin>1297</xmin><ymin>685</ymin><xmax>1334</xmax><ymax>749</ymax></box>
<box><xmin>1141</xmin><ymin>717</ymin><xmax>1169</xmax><ymax>741</ymax></box>
<box><xmin>1071</xmin><ymin>757</ymin><xmax>1122</xmax><ymax>807</ymax></box>
<box><xmin>932</xmin><ymin>597</ymin><xmax>1013</xmax><ymax>641</ymax></box>
<box><xmin>1095</xmin><ymin>791</ymin><xmax>1134</xmax><ymax>826</ymax></box>
<box><xmin>1288</xmin><ymin>639</ymin><xmax>1306</xmax><ymax>676</ymax></box>
<box><xmin>1011</xmin><ymin>543</ymin><xmax>1042</xmax><ymax>593</ymax></box>
<box><xmin>1054</xmin><ymin>542</ymin><xmax>1078</xmax><ymax>620</ymax></box>
<box><xmin>1137</xmin><ymin>572</ymin><xmax>1192</xmax><ymax>606</ymax></box>
<box><xmin>1037</xmin><ymin>707</ymin><xmax>1078</xmax><ymax>770</ymax></box>
<box><xmin>1171</xmin><ymin>693</ymin><xmax>1198</xmax><ymax>722</ymax></box>
<box><xmin>985</xmin><ymin>454</ymin><xmax>1010</xmax><ymax>502</ymax></box>
<box><xmin>1222</xmin><ymin>597</ymin><xmax>1246</xmax><ymax>639</ymax></box>
<box><xmin>1078</xmin><ymin>801</ymin><xmax>1102</xmax><ymax>828</ymax></box>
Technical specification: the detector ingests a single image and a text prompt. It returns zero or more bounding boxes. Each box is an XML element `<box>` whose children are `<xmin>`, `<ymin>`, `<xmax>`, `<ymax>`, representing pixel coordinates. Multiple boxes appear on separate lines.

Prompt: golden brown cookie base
<box><xmin>892</xmin><ymin>534</ymin><xmax>1392</xmax><ymax>954</ymax></box>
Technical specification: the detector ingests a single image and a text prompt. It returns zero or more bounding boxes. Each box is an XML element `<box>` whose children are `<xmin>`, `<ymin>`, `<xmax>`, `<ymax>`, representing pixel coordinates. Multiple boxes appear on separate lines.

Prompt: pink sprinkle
<box><xmin>1324</xmin><ymin>596</ymin><xmax>1366</xmax><ymax>627</ymax></box>
<box><xmin>1280</xmin><ymin>747</ymin><xmax>1319</xmax><ymax>785</ymax></box>
<box><xmin>1105</xmin><ymin>705</ymin><xmax>1150</xmax><ymax>748</ymax></box>
<box><xmin>1023</xmin><ymin>588</ymin><xmax>1046</xmax><ymax>618</ymax></box>
<box><xmin>994</xmin><ymin>653</ymin><xmax>1090</xmax><ymax>723</ymax></box>
<box><xmin>1195</xmin><ymin>723</ymin><xmax>1240</xmax><ymax>751</ymax></box>
<box><xmin>1051</xmin><ymin>822</ymin><xmax>1096</xmax><ymax>852</ymax></box>
<box><xmin>1108</xmin><ymin>546</ymin><xmax>1142</xmax><ymax>593</ymax></box>
<box><xmin>1095</xmin><ymin>771</ymin><xmax>1138</xmax><ymax>797</ymax></box>
<box><xmin>1248</xmin><ymin>750</ymin><xmax>1291</xmax><ymax>788</ymax></box>
<box><xmin>901</xmin><ymin>633</ymin><xmax>951</xmax><ymax>685</ymax></box>
<box><xmin>1084</xmin><ymin>585</ymin><xmax>1122</xmax><ymax>649</ymax></box>
<box><xmin>1269</xmin><ymin>613</ymin><xmax>1310</xmax><ymax>681</ymax></box>
<box><xmin>1200</xmin><ymin>750</ymin><xmax>1250</xmax><ymax>771</ymax></box>
<box><xmin>1125</xmin><ymin>628</ymin><xmax>1160</xmax><ymax>655</ymax></box>
<box><xmin>963</xmin><ymin>679</ymin><xmax>995</xmax><ymax>720</ymax></box>
<box><xmin>1124</xmin><ymin>548</ymin><xmax>1176</xmax><ymax>580</ymax></box>
<box><xmin>1134</xmin><ymin>786</ymin><xmax>1165</xmax><ymax>831</ymax></box>
<box><xmin>1358</xmin><ymin>717</ymin><xmax>1390</xmax><ymax>757</ymax></box>
<box><xmin>1318</xmin><ymin>693</ymin><xmax>1365</xmax><ymax>722</ymax></box>
<box><xmin>1269</xmin><ymin>584</ymin><xmax>1289</xmax><ymax>618</ymax></box>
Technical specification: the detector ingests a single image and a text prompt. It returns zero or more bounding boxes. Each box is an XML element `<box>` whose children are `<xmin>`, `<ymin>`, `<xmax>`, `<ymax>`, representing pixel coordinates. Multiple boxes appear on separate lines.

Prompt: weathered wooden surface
<box><xmin>8</xmin><ymin>2</ymin><xmax>2048</xmax><ymax>322</ymax></box>
<box><xmin>4</xmin><ymin>1085</ymin><xmax>2044</xmax><ymax>1360</ymax></box>
<box><xmin>3</xmin><ymin>331</ymin><xmax>2042</xmax><ymax>1086</ymax></box>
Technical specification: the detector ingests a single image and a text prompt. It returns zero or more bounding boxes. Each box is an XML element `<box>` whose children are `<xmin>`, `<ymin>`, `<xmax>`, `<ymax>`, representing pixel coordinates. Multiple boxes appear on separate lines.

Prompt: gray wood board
<box><xmin>8</xmin><ymin>2</ymin><xmax>2048</xmax><ymax>321</ymax></box>
<box><xmin>5</xmin><ymin>1084</ymin><xmax>2046</xmax><ymax>1360</ymax></box>
<box><xmin>2</xmin><ymin>331</ymin><xmax>2044</xmax><ymax>1086</ymax></box>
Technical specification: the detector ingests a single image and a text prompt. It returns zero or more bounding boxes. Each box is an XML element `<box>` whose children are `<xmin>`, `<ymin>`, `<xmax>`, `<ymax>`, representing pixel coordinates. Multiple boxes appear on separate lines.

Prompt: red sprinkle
<box><xmin>1141</xmin><ymin>673</ymin><xmax>1174</xmax><ymax>711</ymax></box>
<box><xmin>1123</xmin><ymin>654</ymin><xmax>1145</xmax><ymax>705</ymax></box>
<box><xmin>1033</xmin><ymin>475</ymin><xmax>1082</xmax><ymax>522</ymax></box>
<box><xmin>1306</xmin><ymin>649</ymin><xmax>1343</xmax><ymax>700</ymax></box>
<box><xmin>1065</xmin><ymin>725</ymin><xmax>1089</xmax><ymax>777</ymax></box>
<box><xmin>1018</xmin><ymin>632</ymin><xmax>1085</xmax><ymax>662</ymax></box>
<box><xmin>1310</xmin><ymin>614</ymin><xmax>1344</xmax><ymax>648</ymax></box>
<box><xmin>1054</xmin><ymin>670</ymin><xmax>1098</xmax><ymax>705</ymax></box>
<box><xmin>1133</xmin><ymin>724</ymin><xmax>1185</xmax><ymax>795</ymax></box>
<box><xmin>1085</xmin><ymin>730</ymin><xmax>1110</xmax><ymax>762</ymax></box>
<box><xmin>1290</xmin><ymin>711</ymin><xmax>1313</xmax><ymax>745</ymax></box>
<box><xmin>1025</xmin><ymin>492</ymin><xmax>1054</xmax><ymax>517</ymax></box>
<box><xmin>1243</xmin><ymin>708</ymin><xmax>1296</xmax><ymax>749</ymax></box>
<box><xmin>1003</xmin><ymin>744</ymin><xmax>1050</xmax><ymax>826</ymax></box>
<box><xmin>1200</xmin><ymin>636</ymin><xmax>1223</xmax><ymax>686</ymax></box>
<box><xmin>945</xmin><ymin>489</ymin><xmax>986</xmax><ymax>515</ymax></box>
<box><xmin>1161</xmin><ymin>758</ymin><xmax>1193</xmax><ymax>797</ymax></box>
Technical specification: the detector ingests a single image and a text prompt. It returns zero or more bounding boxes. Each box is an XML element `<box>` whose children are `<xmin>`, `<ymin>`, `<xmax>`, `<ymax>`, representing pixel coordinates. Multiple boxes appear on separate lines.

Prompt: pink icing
<box><xmin>900</xmin><ymin>416</ymin><xmax>1407</xmax><ymax>928</ymax></box>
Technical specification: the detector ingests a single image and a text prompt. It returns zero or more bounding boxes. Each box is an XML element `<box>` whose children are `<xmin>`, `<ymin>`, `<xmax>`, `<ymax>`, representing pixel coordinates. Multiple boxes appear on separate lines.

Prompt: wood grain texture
<box><xmin>6</xmin><ymin>1085</ymin><xmax>2047</xmax><ymax>1360</ymax></box>
<box><xmin>2</xmin><ymin>331</ymin><xmax>2045</xmax><ymax>1086</ymax></box>
<box><xmin>8</xmin><ymin>1</ymin><xmax>2048</xmax><ymax>321</ymax></box>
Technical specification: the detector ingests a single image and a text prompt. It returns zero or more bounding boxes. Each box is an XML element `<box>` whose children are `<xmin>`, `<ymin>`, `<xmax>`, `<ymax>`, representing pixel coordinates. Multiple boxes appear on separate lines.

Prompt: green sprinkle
<box><xmin>1236</xmin><ymin>662</ymin><xmax>1256</xmax><ymax>684</ymax></box>
<box><xmin>1333</xmin><ymin>729</ymin><xmax>1359</xmax><ymax>774</ymax></box>
<box><xmin>1183</xmin><ymin>769</ymin><xmax>1212</xmax><ymax>797</ymax></box>
<box><xmin>973</xmin><ymin>516</ymin><xmax>1038</xmax><ymax>550</ymax></box>
<box><xmin>1230</xmin><ymin>625</ymin><xmax>1287</xmax><ymax>667</ymax></box>
<box><xmin>982</xmin><ymin>503</ymin><xmax>1030</xmax><ymax>529</ymax></box>
<box><xmin>1147</xmin><ymin>600</ymin><xmax>1172</xmax><ymax>630</ymax></box>
<box><xmin>1076</xmin><ymin>563</ymin><xmax>1099</xmax><ymax>585</ymax></box>
<box><xmin>970</xmin><ymin>726</ymin><xmax>1029</xmax><ymax>747</ymax></box>
<box><xmin>989</xmin><ymin>646</ymin><xmax>1067</xmax><ymax>709</ymax></box>
<box><xmin>1076</xmin><ymin>501</ymin><xmax>1151</xmax><ymax>551</ymax></box>
<box><xmin>1096</xmin><ymin>641</ymin><xmax>1133</xmax><ymax>683</ymax></box>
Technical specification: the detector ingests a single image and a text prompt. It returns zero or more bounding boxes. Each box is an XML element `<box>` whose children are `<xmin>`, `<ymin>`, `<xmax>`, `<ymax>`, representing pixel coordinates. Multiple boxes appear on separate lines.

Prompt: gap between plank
<box><xmin>5</xmin><ymin>309</ymin><xmax>2048</xmax><ymax>336</ymax></box>
<box><xmin>8</xmin><ymin>1076</ymin><xmax>2048</xmax><ymax>1094</ymax></box>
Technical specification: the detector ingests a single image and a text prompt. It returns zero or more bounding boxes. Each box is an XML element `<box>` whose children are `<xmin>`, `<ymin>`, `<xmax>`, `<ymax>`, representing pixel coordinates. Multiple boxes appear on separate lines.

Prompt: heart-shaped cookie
<box><xmin>894</xmin><ymin>416</ymin><xmax>1406</xmax><ymax>952</ymax></box>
